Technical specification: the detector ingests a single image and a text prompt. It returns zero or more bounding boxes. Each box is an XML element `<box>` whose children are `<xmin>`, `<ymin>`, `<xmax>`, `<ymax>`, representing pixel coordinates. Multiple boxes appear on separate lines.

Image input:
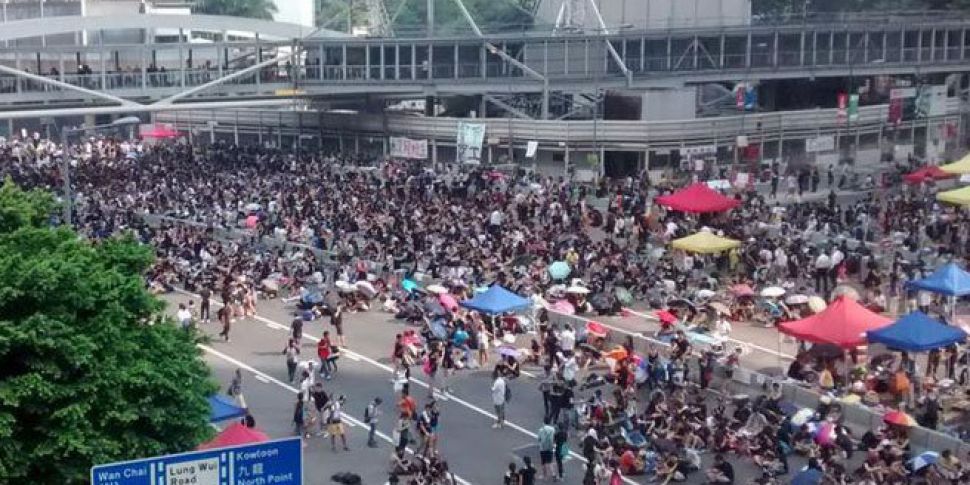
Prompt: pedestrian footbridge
<box><xmin>2</xmin><ymin>12</ymin><xmax>970</xmax><ymax>117</ymax></box>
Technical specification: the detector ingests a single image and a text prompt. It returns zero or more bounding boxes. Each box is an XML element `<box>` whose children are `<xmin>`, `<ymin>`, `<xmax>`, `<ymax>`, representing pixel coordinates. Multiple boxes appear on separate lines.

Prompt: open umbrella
<box><xmin>438</xmin><ymin>293</ymin><xmax>459</xmax><ymax>312</ymax></box>
<box><xmin>548</xmin><ymin>261</ymin><xmax>571</xmax><ymax>280</ymax></box>
<box><xmin>245</xmin><ymin>202</ymin><xmax>262</xmax><ymax>212</ymax></box>
<box><xmin>807</xmin><ymin>296</ymin><xmax>827</xmax><ymax>313</ymax></box>
<box><xmin>730</xmin><ymin>284</ymin><xmax>755</xmax><ymax>297</ymax></box>
<box><xmin>245</xmin><ymin>214</ymin><xmax>258</xmax><ymax>229</ymax></box>
<box><xmin>790</xmin><ymin>468</ymin><xmax>823</xmax><ymax>485</ymax></box>
<box><xmin>426</xmin><ymin>284</ymin><xmax>448</xmax><ymax>295</ymax></box>
<box><xmin>355</xmin><ymin>281</ymin><xmax>377</xmax><ymax>298</ymax></box>
<box><xmin>323</xmin><ymin>291</ymin><xmax>340</xmax><ymax>308</ymax></box>
<box><xmin>667</xmin><ymin>298</ymin><xmax>696</xmax><ymax>310</ymax></box>
<box><xmin>566</xmin><ymin>285</ymin><xmax>590</xmax><ymax>295</ymax></box>
<box><xmin>696</xmin><ymin>289</ymin><xmax>716</xmax><ymax>300</ymax></box>
<box><xmin>708</xmin><ymin>301</ymin><xmax>731</xmax><ymax>315</ymax></box>
<box><xmin>402</xmin><ymin>279</ymin><xmax>420</xmax><ymax>293</ymax></box>
<box><xmin>550</xmin><ymin>300</ymin><xmax>575</xmax><ymax>315</ymax></box>
<box><xmin>911</xmin><ymin>451</ymin><xmax>939</xmax><ymax>471</ymax></box>
<box><xmin>656</xmin><ymin>310</ymin><xmax>677</xmax><ymax>325</ymax></box>
<box><xmin>590</xmin><ymin>293</ymin><xmax>613</xmax><ymax>312</ymax></box>
<box><xmin>831</xmin><ymin>285</ymin><xmax>861</xmax><ymax>301</ymax></box>
<box><xmin>605</xmin><ymin>346</ymin><xmax>629</xmax><ymax>361</ymax></box>
<box><xmin>786</xmin><ymin>294</ymin><xmax>809</xmax><ymax>305</ymax></box>
<box><xmin>429</xmin><ymin>319</ymin><xmax>449</xmax><ymax>340</ymax></box>
<box><xmin>883</xmin><ymin>410</ymin><xmax>918</xmax><ymax>427</ymax></box>
<box><xmin>761</xmin><ymin>286</ymin><xmax>786</xmax><ymax>298</ymax></box>
<box><xmin>586</xmin><ymin>321</ymin><xmax>608</xmax><ymax>338</ymax></box>
<box><xmin>791</xmin><ymin>408</ymin><xmax>815</xmax><ymax>426</ymax></box>
<box><xmin>814</xmin><ymin>422</ymin><xmax>836</xmax><ymax>446</ymax></box>
<box><xmin>497</xmin><ymin>345</ymin><xmax>520</xmax><ymax>358</ymax></box>
<box><xmin>335</xmin><ymin>280</ymin><xmax>356</xmax><ymax>293</ymax></box>
<box><xmin>614</xmin><ymin>287</ymin><xmax>633</xmax><ymax>305</ymax></box>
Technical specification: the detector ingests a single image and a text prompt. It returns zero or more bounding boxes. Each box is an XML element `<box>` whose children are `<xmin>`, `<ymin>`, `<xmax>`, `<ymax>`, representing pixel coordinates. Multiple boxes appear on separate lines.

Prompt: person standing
<box><xmin>318</xmin><ymin>331</ymin><xmax>335</xmax><ymax>380</ymax></box>
<box><xmin>331</xmin><ymin>304</ymin><xmax>346</xmax><ymax>348</ymax></box>
<box><xmin>217</xmin><ymin>305</ymin><xmax>231</xmax><ymax>342</ymax></box>
<box><xmin>199</xmin><ymin>286</ymin><xmax>211</xmax><ymax>323</ymax></box>
<box><xmin>177</xmin><ymin>303</ymin><xmax>193</xmax><ymax>332</ymax></box>
<box><xmin>364</xmin><ymin>397</ymin><xmax>382</xmax><ymax>448</ymax></box>
<box><xmin>553</xmin><ymin>424</ymin><xmax>568</xmax><ymax>482</ymax></box>
<box><xmin>283</xmin><ymin>338</ymin><xmax>300</xmax><ymax>382</ymax></box>
<box><xmin>325</xmin><ymin>395</ymin><xmax>349</xmax><ymax>452</ymax></box>
<box><xmin>537</xmin><ymin>418</ymin><xmax>556</xmax><ymax>480</ymax></box>
<box><xmin>491</xmin><ymin>370</ymin><xmax>508</xmax><ymax>429</ymax></box>
<box><xmin>290</xmin><ymin>316</ymin><xmax>304</xmax><ymax>344</ymax></box>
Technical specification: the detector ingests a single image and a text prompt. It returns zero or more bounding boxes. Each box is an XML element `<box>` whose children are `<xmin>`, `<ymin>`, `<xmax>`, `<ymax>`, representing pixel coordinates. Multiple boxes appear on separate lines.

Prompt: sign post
<box><xmin>91</xmin><ymin>437</ymin><xmax>302</xmax><ymax>485</ymax></box>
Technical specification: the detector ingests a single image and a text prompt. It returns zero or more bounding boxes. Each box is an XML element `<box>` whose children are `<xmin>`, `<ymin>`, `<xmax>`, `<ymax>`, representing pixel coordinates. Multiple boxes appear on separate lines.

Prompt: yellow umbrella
<box><xmin>940</xmin><ymin>153</ymin><xmax>970</xmax><ymax>174</ymax></box>
<box><xmin>671</xmin><ymin>232</ymin><xmax>741</xmax><ymax>254</ymax></box>
<box><xmin>936</xmin><ymin>185</ymin><xmax>970</xmax><ymax>206</ymax></box>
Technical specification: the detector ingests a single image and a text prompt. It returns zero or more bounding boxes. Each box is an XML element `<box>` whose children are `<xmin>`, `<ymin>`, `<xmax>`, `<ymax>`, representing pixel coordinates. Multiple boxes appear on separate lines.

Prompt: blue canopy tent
<box><xmin>906</xmin><ymin>262</ymin><xmax>970</xmax><ymax>296</ymax></box>
<box><xmin>866</xmin><ymin>312</ymin><xmax>967</xmax><ymax>352</ymax></box>
<box><xmin>460</xmin><ymin>285</ymin><xmax>531</xmax><ymax>315</ymax></box>
<box><xmin>208</xmin><ymin>394</ymin><xmax>247</xmax><ymax>423</ymax></box>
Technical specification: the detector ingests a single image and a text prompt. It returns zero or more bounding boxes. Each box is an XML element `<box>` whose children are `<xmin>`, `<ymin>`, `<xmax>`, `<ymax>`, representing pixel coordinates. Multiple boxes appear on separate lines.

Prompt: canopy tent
<box><xmin>654</xmin><ymin>183</ymin><xmax>741</xmax><ymax>213</ymax></box>
<box><xmin>906</xmin><ymin>262</ymin><xmax>970</xmax><ymax>297</ymax></box>
<box><xmin>867</xmin><ymin>311</ymin><xmax>967</xmax><ymax>351</ymax></box>
<box><xmin>940</xmin><ymin>153</ymin><xmax>970</xmax><ymax>174</ymax></box>
<box><xmin>208</xmin><ymin>395</ymin><xmax>247</xmax><ymax>423</ymax></box>
<box><xmin>936</xmin><ymin>185</ymin><xmax>970</xmax><ymax>206</ymax></box>
<box><xmin>198</xmin><ymin>422</ymin><xmax>268</xmax><ymax>450</ymax></box>
<box><xmin>139</xmin><ymin>125</ymin><xmax>180</xmax><ymax>139</ymax></box>
<box><xmin>779</xmin><ymin>296</ymin><xmax>892</xmax><ymax>348</ymax></box>
<box><xmin>903</xmin><ymin>165</ymin><xmax>955</xmax><ymax>184</ymax></box>
<box><xmin>670</xmin><ymin>232</ymin><xmax>741</xmax><ymax>254</ymax></box>
<box><xmin>460</xmin><ymin>285</ymin><xmax>531</xmax><ymax>315</ymax></box>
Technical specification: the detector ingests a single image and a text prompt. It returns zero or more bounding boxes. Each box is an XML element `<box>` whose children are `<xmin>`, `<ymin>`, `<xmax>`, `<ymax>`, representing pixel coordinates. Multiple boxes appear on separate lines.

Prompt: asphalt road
<box><xmin>163</xmin><ymin>291</ymin><xmax>864</xmax><ymax>485</ymax></box>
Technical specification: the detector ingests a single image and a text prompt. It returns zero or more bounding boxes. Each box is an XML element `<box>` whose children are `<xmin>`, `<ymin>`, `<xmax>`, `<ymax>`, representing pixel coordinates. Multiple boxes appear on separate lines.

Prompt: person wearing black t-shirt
<box><xmin>519</xmin><ymin>456</ymin><xmax>537</xmax><ymax>485</ymax></box>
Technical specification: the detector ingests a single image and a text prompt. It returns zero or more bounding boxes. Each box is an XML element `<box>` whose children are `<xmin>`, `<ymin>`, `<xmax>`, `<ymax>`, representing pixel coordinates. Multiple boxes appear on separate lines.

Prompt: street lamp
<box><xmin>60</xmin><ymin>116</ymin><xmax>141</xmax><ymax>226</ymax></box>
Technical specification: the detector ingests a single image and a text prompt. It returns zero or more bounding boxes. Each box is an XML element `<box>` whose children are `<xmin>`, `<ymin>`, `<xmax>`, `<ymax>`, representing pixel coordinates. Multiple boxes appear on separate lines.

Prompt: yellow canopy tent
<box><xmin>940</xmin><ymin>153</ymin><xmax>970</xmax><ymax>175</ymax></box>
<box><xmin>937</xmin><ymin>185</ymin><xmax>970</xmax><ymax>206</ymax></box>
<box><xmin>671</xmin><ymin>231</ymin><xmax>741</xmax><ymax>254</ymax></box>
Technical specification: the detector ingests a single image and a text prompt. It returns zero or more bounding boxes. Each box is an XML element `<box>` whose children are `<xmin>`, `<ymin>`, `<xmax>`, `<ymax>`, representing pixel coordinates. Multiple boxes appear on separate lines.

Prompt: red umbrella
<box><xmin>656</xmin><ymin>310</ymin><xmax>677</xmax><ymax>325</ymax></box>
<box><xmin>730</xmin><ymin>284</ymin><xmax>755</xmax><ymax>297</ymax></box>
<box><xmin>883</xmin><ymin>410</ymin><xmax>918</xmax><ymax>427</ymax></box>
<box><xmin>198</xmin><ymin>422</ymin><xmax>269</xmax><ymax>450</ymax></box>
<box><xmin>438</xmin><ymin>294</ymin><xmax>458</xmax><ymax>312</ymax></box>
<box><xmin>245</xmin><ymin>215</ymin><xmax>258</xmax><ymax>229</ymax></box>
<box><xmin>586</xmin><ymin>321</ymin><xmax>608</xmax><ymax>337</ymax></box>
<box><xmin>903</xmin><ymin>165</ymin><xmax>955</xmax><ymax>184</ymax></box>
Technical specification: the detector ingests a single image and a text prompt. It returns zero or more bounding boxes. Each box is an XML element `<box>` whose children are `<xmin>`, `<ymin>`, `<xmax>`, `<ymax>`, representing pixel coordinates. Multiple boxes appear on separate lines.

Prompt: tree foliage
<box><xmin>755</xmin><ymin>0</ymin><xmax>968</xmax><ymax>17</ymax></box>
<box><xmin>195</xmin><ymin>0</ymin><xmax>278</xmax><ymax>20</ymax></box>
<box><xmin>0</xmin><ymin>182</ymin><xmax>216</xmax><ymax>484</ymax></box>
<box><xmin>325</xmin><ymin>0</ymin><xmax>536</xmax><ymax>35</ymax></box>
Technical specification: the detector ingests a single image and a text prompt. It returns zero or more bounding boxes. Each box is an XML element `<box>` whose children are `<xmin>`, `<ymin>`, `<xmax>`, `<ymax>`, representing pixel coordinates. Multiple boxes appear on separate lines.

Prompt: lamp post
<box><xmin>60</xmin><ymin>116</ymin><xmax>141</xmax><ymax>225</ymax></box>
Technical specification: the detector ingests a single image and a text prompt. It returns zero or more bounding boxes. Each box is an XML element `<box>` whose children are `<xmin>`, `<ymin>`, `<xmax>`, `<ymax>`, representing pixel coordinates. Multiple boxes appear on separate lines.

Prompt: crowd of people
<box><xmin>2</xmin><ymin>132</ymin><xmax>970</xmax><ymax>484</ymax></box>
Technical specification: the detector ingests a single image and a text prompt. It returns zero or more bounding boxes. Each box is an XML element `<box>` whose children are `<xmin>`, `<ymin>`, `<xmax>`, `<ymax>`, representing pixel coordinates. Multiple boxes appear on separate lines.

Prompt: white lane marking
<box><xmin>616</xmin><ymin>308</ymin><xmax>795</xmax><ymax>360</ymax></box>
<box><xmin>175</xmin><ymin>291</ymin><xmax>643</xmax><ymax>485</ymax></box>
<box><xmin>199</xmin><ymin>344</ymin><xmax>471</xmax><ymax>485</ymax></box>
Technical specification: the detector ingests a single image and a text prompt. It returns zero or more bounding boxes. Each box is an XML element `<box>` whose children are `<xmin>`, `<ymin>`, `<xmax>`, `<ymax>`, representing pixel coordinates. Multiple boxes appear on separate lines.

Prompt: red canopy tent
<box><xmin>654</xmin><ymin>183</ymin><xmax>741</xmax><ymax>213</ymax></box>
<box><xmin>903</xmin><ymin>165</ymin><xmax>955</xmax><ymax>184</ymax></box>
<box><xmin>140</xmin><ymin>126</ymin><xmax>180</xmax><ymax>139</ymax></box>
<box><xmin>778</xmin><ymin>296</ymin><xmax>892</xmax><ymax>348</ymax></box>
<box><xmin>197</xmin><ymin>422</ymin><xmax>269</xmax><ymax>450</ymax></box>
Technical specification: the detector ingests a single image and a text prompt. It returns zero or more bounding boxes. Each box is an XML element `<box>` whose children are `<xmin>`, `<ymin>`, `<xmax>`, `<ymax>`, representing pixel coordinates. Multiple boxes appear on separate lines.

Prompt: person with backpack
<box><xmin>364</xmin><ymin>397</ymin><xmax>382</xmax><ymax>448</ymax></box>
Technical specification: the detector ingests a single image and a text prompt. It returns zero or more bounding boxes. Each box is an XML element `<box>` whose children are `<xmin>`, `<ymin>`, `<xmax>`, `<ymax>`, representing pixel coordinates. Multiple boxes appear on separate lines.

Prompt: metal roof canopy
<box><xmin>0</xmin><ymin>14</ymin><xmax>349</xmax><ymax>42</ymax></box>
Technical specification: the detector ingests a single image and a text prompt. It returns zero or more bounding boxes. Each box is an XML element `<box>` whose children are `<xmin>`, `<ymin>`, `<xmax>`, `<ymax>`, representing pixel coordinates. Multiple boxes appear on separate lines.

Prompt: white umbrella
<box><xmin>791</xmin><ymin>408</ymin><xmax>815</xmax><ymax>426</ymax></box>
<box><xmin>785</xmin><ymin>294</ymin><xmax>809</xmax><ymax>305</ymax></box>
<box><xmin>831</xmin><ymin>285</ymin><xmax>861</xmax><ymax>301</ymax></box>
<box><xmin>245</xmin><ymin>202</ymin><xmax>262</xmax><ymax>212</ymax></box>
<box><xmin>335</xmin><ymin>280</ymin><xmax>356</xmax><ymax>293</ymax></box>
<box><xmin>425</xmin><ymin>284</ymin><xmax>448</xmax><ymax>295</ymax></box>
<box><xmin>696</xmin><ymin>289</ymin><xmax>716</xmax><ymax>299</ymax></box>
<box><xmin>355</xmin><ymin>281</ymin><xmax>377</xmax><ymax>298</ymax></box>
<box><xmin>566</xmin><ymin>286</ymin><xmax>590</xmax><ymax>294</ymax></box>
<box><xmin>760</xmin><ymin>286</ymin><xmax>786</xmax><ymax>298</ymax></box>
<box><xmin>807</xmin><ymin>296</ymin><xmax>827</xmax><ymax>313</ymax></box>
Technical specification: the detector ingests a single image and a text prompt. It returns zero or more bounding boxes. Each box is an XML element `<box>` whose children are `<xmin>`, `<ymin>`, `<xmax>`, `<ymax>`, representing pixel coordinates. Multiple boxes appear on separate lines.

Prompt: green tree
<box><xmin>196</xmin><ymin>0</ymin><xmax>278</xmax><ymax>20</ymax></box>
<box><xmin>0</xmin><ymin>180</ymin><xmax>216</xmax><ymax>484</ymax></box>
<box><xmin>386</xmin><ymin>0</ymin><xmax>535</xmax><ymax>35</ymax></box>
<box><xmin>316</xmin><ymin>0</ymin><xmax>370</xmax><ymax>31</ymax></box>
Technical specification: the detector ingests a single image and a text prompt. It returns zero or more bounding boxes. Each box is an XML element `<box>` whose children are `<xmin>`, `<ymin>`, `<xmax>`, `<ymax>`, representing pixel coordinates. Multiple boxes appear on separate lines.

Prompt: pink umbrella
<box><xmin>550</xmin><ymin>300</ymin><xmax>575</xmax><ymax>315</ymax></box>
<box><xmin>814</xmin><ymin>422</ymin><xmax>836</xmax><ymax>446</ymax></box>
<box><xmin>438</xmin><ymin>294</ymin><xmax>459</xmax><ymax>312</ymax></box>
<box><xmin>586</xmin><ymin>321</ymin><xmax>608</xmax><ymax>338</ymax></box>
<box><xmin>245</xmin><ymin>215</ymin><xmax>258</xmax><ymax>229</ymax></box>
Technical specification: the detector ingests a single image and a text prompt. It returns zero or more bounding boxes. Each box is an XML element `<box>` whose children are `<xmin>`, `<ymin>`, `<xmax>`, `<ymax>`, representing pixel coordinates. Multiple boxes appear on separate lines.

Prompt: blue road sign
<box><xmin>90</xmin><ymin>437</ymin><xmax>301</xmax><ymax>485</ymax></box>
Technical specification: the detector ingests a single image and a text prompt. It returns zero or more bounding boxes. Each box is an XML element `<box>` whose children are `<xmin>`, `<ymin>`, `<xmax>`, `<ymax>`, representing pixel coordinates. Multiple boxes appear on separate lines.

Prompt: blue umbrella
<box><xmin>791</xmin><ymin>468</ymin><xmax>823</xmax><ymax>485</ymax></box>
<box><xmin>208</xmin><ymin>395</ymin><xmax>246</xmax><ymax>423</ymax></box>
<box><xmin>547</xmin><ymin>261</ymin><xmax>571</xmax><ymax>280</ymax></box>
<box><xmin>911</xmin><ymin>451</ymin><xmax>939</xmax><ymax>471</ymax></box>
